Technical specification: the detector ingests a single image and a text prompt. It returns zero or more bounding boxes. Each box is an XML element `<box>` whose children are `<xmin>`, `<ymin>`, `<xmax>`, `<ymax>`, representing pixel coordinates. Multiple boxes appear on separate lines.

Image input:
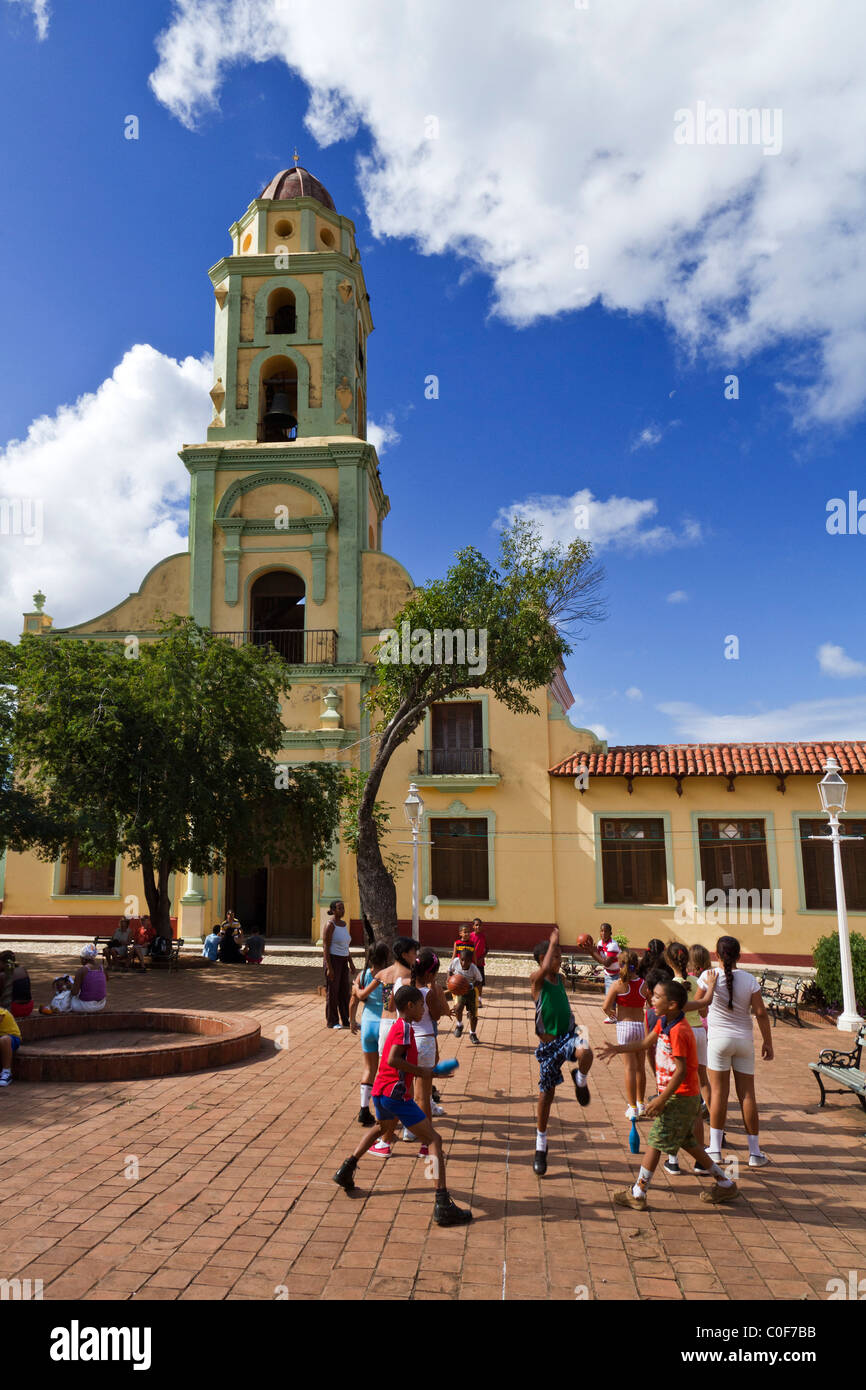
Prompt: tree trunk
<box><xmin>356</xmin><ymin>748</ymin><xmax>398</xmax><ymax>940</ymax></box>
<box><xmin>139</xmin><ymin>850</ymin><xmax>174</xmax><ymax>940</ymax></box>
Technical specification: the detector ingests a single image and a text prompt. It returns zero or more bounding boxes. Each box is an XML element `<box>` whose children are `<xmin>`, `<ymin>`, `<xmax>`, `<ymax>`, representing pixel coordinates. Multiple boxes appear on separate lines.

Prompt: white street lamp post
<box><xmin>816</xmin><ymin>758</ymin><xmax>864</xmax><ymax>1032</ymax></box>
<box><xmin>403</xmin><ymin>782</ymin><xmax>424</xmax><ymax>938</ymax></box>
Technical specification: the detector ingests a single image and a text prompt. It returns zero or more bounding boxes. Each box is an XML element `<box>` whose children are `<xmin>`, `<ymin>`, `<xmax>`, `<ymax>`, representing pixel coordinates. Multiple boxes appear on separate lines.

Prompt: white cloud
<box><xmin>625</xmin><ymin>686</ymin><xmax>643</xmax><ymax>701</ymax></box>
<box><xmin>658</xmin><ymin>697</ymin><xmax>866</xmax><ymax>742</ymax></box>
<box><xmin>631</xmin><ymin>425</ymin><xmax>663</xmax><ymax>452</ymax></box>
<box><xmin>666</xmin><ymin>590</ymin><xmax>689</xmax><ymax>603</ymax></box>
<box><xmin>817</xmin><ymin>642</ymin><xmax>866</xmax><ymax>679</ymax></box>
<box><xmin>149</xmin><ymin>0</ymin><xmax>866</xmax><ymax>425</ymax></box>
<box><xmin>495</xmin><ymin>489</ymin><xmax>702</xmax><ymax>553</ymax></box>
<box><xmin>5</xmin><ymin>0</ymin><xmax>49</xmax><ymax>38</ymax></box>
<box><xmin>367</xmin><ymin>413</ymin><xmax>401</xmax><ymax>456</ymax></box>
<box><xmin>0</xmin><ymin>345</ymin><xmax>211</xmax><ymax>640</ymax></box>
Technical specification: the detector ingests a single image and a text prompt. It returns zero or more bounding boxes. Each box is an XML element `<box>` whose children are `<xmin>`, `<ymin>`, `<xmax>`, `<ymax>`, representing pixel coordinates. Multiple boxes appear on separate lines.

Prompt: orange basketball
<box><xmin>575</xmin><ymin>933</ymin><xmax>595</xmax><ymax>952</ymax></box>
<box><xmin>447</xmin><ymin>972</ymin><xmax>470</xmax><ymax>997</ymax></box>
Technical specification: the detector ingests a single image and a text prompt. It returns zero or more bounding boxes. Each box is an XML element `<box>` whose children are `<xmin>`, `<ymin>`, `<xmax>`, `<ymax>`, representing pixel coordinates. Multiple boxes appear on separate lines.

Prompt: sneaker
<box><xmin>533</xmin><ymin>1148</ymin><xmax>548</xmax><ymax>1176</ymax></box>
<box><xmin>418</xmin><ymin>1144</ymin><xmax>429</xmax><ymax>1157</ymax></box>
<box><xmin>663</xmin><ymin>1157</ymin><xmax>682</xmax><ymax>1175</ymax></box>
<box><xmin>0</xmin><ymin>1070</ymin><xmax>11</xmax><ymax>1087</ymax></box>
<box><xmin>613</xmin><ymin>1187</ymin><xmax>647</xmax><ymax>1211</ymax></box>
<box><xmin>700</xmin><ymin>1181</ymin><xmax>740</xmax><ymax>1205</ymax></box>
<box><xmin>571</xmin><ymin>1068</ymin><xmax>590</xmax><ymax>1106</ymax></box>
<box><xmin>402</xmin><ymin>1126</ymin><xmax>414</xmax><ymax>1142</ymax></box>
<box><xmin>433</xmin><ymin>1191</ymin><xmax>472</xmax><ymax>1226</ymax></box>
<box><xmin>636</xmin><ymin>1102</ymin><xmax>646</xmax><ymax>1118</ymax></box>
<box><xmin>693</xmin><ymin>1163</ymin><xmax>714</xmax><ymax>1176</ymax></box>
<box><xmin>469</xmin><ymin>1032</ymin><xmax>479</xmax><ymax>1045</ymax></box>
<box><xmin>331</xmin><ymin>1024</ymin><xmax>343</xmax><ymax>1030</ymax></box>
<box><xmin>625</xmin><ymin>1105</ymin><xmax>638</xmax><ymax>1120</ymax></box>
<box><xmin>370</xmin><ymin>1141</ymin><xmax>391</xmax><ymax>1157</ymax></box>
<box><xmin>431</xmin><ymin>1102</ymin><xmax>445</xmax><ymax>1117</ymax></box>
<box><xmin>706</xmin><ymin>1151</ymin><xmax>722</xmax><ymax>1164</ymax></box>
<box><xmin>333</xmin><ymin>1156</ymin><xmax>357</xmax><ymax>1191</ymax></box>
<box><xmin>603</xmin><ymin>1016</ymin><xmax>618</xmax><ymax>1025</ymax></box>
<box><xmin>431</xmin><ymin>1086</ymin><xmax>442</xmax><ymax>1104</ymax></box>
<box><xmin>357</xmin><ymin>1106</ymin><xmax>375</xmax><ymax>1127</ymax></box>
<box><xmin>454</xmin><ymin>1023</ymin><xmax>464</xmax><ymax>1038</ymax></box>
<box><xmin>748</xmin><ymin>1152</ymin><xmax>771</xmax><ymax>1168</ymax></box>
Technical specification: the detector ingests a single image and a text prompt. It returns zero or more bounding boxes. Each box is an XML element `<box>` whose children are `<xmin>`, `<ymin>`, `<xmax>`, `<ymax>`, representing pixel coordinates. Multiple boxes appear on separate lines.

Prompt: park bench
<box><xmin>562</xmin><ymin>954</ymin><xmax>603</xmax><ymax>993</ymax></box>
<box><xmin>808</xmin><ymin>1025</ymin><xmax>866</xmax><ymax>1113</ymax></box>
<box><xmin>759</xmin><ymin>971</ymin><xmax>805</xmax><ymax>1028</ymax></box>
<box><xmin>92</xmin><ymin>934</ymin><xmax>184</xmax><ymax>973</ymax></box>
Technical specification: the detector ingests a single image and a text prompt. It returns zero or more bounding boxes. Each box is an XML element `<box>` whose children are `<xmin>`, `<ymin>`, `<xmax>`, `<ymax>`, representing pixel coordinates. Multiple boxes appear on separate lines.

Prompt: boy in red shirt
<box><xmin>599</xmin><ymin>978</ymin><xmax>740</xmax><ymax>1210</ymax></box>
<box><xmin>333</xmin><ymin>984</ymin><xmax>472</xmax><ymax>1226</ymax></box>
<box><xmin>469</xmin><ymin>917</ymin><xmax>487</xmax><ymax>1003</ymax></box>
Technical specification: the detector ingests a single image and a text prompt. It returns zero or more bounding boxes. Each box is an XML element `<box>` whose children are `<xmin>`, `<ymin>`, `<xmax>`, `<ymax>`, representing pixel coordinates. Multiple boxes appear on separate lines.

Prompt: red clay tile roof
<box><xmin>549</xmin><ymin>743</ymin><xmax>866</xmax><ymax>778</ymax></box>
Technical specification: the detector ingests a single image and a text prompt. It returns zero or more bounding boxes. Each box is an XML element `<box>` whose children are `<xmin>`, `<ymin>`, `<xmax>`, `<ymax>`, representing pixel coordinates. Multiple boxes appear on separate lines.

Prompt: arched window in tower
<box><xmin>250</xmin><ymin>570</ymin><xmax>305</xmax><ymax>663</ymax></box>
<box><xmin>266</xmin><ymin>288</ymin><xmax>297</xmax><ymax>336</ymax></box>
<box><xmin>259</xmin><ymin>357</ymin><xmax>298</xmax><ymax>442</ymax></box>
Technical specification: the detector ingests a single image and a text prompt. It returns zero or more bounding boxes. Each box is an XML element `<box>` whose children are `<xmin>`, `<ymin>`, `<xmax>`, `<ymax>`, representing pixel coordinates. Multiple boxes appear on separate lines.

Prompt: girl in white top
<box><xmin>407</xmin><ymin>950</ymin><xmax>452</xmax><ymax>1154</ymax></box>
<box><xmin>693</xmin><ymin>935</ymin><xmax>774</xmax><ymax>1168</ymax></box>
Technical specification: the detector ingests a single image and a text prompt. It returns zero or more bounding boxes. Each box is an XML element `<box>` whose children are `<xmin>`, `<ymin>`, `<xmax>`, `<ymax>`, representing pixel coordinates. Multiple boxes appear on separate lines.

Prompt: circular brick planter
<box><xmin>14</xmin><ymin>1009</ymin><xmax>261</xmax><ymax>1082</ymax></box>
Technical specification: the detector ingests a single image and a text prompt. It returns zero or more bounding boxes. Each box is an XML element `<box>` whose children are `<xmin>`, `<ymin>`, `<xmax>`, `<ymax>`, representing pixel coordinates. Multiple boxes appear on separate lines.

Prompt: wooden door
<box><xmin>267</xmin><ymin>860</ymin><xmax>313</xmax><ymax>937</ymax></box>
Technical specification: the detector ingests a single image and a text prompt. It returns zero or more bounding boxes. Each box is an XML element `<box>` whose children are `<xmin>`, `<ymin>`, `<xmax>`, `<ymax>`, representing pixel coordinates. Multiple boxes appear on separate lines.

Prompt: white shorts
<box><xmin>616</xmin><ymin>1019</ymin><xmax>645</xmax><ymax>1047</ymax></box>
<box><xmin>694</xmin><ymin>1025</ymin><xmax>708</xmax><ymax>1067</ymax></box>
<box><xmin>415</xmin><ymin>1034</ymin><xmax>436</xmax><ymax>1068</ymax></box>
<box><xmin>378</xmin><ymin>1017</ymin><xmax>394</xmax><ymax>1055</ymax></box>
<box><xmin>707</xmin><ymin>1032</ymin><xmax>754</xmax><ymax>1075</ymax></box>
<box><xmin>70</xmin><ymin>997</ymin><xmax>106</xmax><ymax>1013</ymax></box>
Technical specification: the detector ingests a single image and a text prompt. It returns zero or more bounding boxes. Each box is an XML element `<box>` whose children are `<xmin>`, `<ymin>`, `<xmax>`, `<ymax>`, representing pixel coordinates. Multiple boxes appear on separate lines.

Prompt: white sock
<box><xmin>536</xmin><ymin>1130</ymin><xmax>548</xmax><ymax>1151</ymax></box>
<box><xmin>360</xmin><ymin>1084</ymin><xmax>372</xmax><ymax>1108</ymax></box>
<box><xmin>632</xmin><ymin>1165</ymin><xmax>653</xmax><ymax>1197</ymax></box>
<box><xmin>747</xmin><ymin>1134</ymin><xmax>762</xmax><ymax>1157</ymax></box>
<box><xmin>708</xmin><ymin>1161</ymin><xmax>732</xmax><ymax>1187</ymax></box>
<box><xmin>575</xmin><ymin>1070</ymin><xmax>588</xmax><ymax>1087</ymax></box>
<box><xmin>709</xmin><ymin>1128</ymin><xmax>724</xmax><ymax>1153</ymax></box>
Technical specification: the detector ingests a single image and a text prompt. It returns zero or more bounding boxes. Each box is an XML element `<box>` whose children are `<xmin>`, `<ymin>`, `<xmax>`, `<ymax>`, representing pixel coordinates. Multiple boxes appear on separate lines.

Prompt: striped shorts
<box><xmin>616</xmin><ymin>1019</ymin><xmax>645</xmax><ymax>1047</ymax></box>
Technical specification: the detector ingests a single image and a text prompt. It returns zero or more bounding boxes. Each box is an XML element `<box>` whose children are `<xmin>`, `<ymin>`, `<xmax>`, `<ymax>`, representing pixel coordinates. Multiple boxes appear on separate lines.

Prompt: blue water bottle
<box><xmin>628</xmin><ymin>1118</ymin><xmax>640</xmax><ymax>1154</ymax></box>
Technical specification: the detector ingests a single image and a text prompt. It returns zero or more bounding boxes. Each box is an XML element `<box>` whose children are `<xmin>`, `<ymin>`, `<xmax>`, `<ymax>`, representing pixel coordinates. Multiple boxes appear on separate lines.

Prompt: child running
<box><xmin>662</xmin><ymin>942</ymin><xmax>710</xmax><ymax>1174</ymax></box>
<box><xmin>448</xmin><ymin>944</ymin><xmax>482</xmax><ymax>1043</ymax></box>
<box><xmin>349</xmin><ymin>940</ymin><xmax>391</xmax><ymax>1128</ymax></box>
<box><xmin>366</xmin><ymin>936</ymin><xmax>418</xmax><ymax>1156</ymax></box>
<box><xmin>599</xmin><ymin>977</ymin><xmax>739</xmax><ymax>1209</ymax></box>
<box><xmin>530</xmin><ymin>927</ymin><xmax>593</xmax><ymax>1175</ymax></box>
<box><xmin>602</xmin><ymin>950</ymin><xmax>646</xmax><ymax>1119</ymax></box>
<box><xmin>409</xmin><ymin>949</ymin><xmax>452</xmax><ymax>1146</ymax></box>
<box><xmin>333</xmin><ymin>985</ymin><xmax>472</xmax><ymax>1226</ymax></box>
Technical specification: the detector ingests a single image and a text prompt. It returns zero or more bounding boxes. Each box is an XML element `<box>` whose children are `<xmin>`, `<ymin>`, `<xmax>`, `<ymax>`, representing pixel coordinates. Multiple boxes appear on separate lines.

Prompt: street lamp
<box><xmin>816</xmin><ymin>758</ymin><xmax>864</xmax><ymax>1032</ymax></box>
<box><xmin>403</xmin><ymin>782</ymin><xmax>424</xmax><ymax>938</ymax></box>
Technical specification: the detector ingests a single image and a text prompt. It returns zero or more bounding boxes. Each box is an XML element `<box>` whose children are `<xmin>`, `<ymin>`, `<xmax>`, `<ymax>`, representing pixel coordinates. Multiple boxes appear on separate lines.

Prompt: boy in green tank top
<box><xmin>530</xmin><ymin>928</ymin><xmax>593</xmax><ymax>1175</ymax></box>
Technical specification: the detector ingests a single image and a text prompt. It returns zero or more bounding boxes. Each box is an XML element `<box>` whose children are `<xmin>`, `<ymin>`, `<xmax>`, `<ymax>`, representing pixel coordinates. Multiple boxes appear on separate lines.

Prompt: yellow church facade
<box><xmin>3</xmin><ymin>165</ymin><xmax>866</xmax><ymax>968</ymax></box>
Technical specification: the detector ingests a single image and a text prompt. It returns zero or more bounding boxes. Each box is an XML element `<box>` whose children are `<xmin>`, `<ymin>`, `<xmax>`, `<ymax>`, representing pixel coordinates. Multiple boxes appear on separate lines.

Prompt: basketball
<box><xmin>576</xmin><ymin>933</ymin><xmax>595</xmax><ymax>952</ymax></box>
<box><xmin>448</xmin><ymin>972</ymin><xmax>470</xmax><ymax>996</ymax></box>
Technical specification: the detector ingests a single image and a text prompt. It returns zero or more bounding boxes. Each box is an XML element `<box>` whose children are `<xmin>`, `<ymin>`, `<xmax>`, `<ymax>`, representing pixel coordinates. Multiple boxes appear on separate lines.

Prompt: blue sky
<box><xmin>1</xmin><ymin>0</ymin><xmax>865</xmax><ymax>747</ymax></box>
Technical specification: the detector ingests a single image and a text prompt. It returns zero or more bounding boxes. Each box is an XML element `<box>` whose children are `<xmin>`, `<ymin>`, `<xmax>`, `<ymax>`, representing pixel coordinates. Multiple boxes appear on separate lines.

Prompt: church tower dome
<box><xmin>259</xmin><ymin>165</ymin><xmax>336</xmax><ymax>210</ymax></box>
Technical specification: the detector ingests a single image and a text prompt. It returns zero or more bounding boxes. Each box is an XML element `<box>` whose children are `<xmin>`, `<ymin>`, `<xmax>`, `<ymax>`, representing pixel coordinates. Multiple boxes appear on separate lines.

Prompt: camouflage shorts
<box><xmin>647</xmin><ymin>1093</ymin><xmax>702</xmax><ymax>1155</ymax></box>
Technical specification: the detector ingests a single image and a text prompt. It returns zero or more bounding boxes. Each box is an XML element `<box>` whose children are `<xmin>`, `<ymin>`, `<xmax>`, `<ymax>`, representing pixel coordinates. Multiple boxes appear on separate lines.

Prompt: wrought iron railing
<box><xmin>213</xmin><ymin>629</ymin><xmax>338</xmax><ymax>664</ymax></box>
<box><xmin>417</xmin><ymin>748</ymin><xmax>493</xmax><ymax>775</ymax></box>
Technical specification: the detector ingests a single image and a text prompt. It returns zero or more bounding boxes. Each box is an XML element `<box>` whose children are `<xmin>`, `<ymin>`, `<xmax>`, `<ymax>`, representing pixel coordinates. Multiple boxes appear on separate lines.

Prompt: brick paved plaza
<box><xmin>1</xmin><ymin>954</ymin><xmax>864</xmax><ymax>1302</ymax></box>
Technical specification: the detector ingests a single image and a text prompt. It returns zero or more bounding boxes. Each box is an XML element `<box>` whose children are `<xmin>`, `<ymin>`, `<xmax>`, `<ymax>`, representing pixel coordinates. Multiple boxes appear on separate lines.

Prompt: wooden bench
<box><xmin>809</xmin><ymin>1025</ymin><xmax>866</xmax><ymax>1112</ymax></box>
<box><xmin>760</xmin><ymin>971</ymin><xmax>805</xmax><ymax>1028</ymax></box>
<box><xmin>92</xmin><ymin>935</ymin><xmax>143</xmax><ymax>972</ymax></box>
<box><xmin>149</xmin><ymin>937</ymin><xmax>184</xmax><ymax>973</ymax></box>
<box><xmin>562</xmin><ymin>954</ymin><xmax>604</xmax><ymax>992</ymax></box>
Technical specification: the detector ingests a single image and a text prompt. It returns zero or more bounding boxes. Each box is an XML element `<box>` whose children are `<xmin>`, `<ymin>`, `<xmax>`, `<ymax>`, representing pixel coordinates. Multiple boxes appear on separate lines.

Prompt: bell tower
<box><xmin>205</xmin><ymin>159</ymin><xmax>371</xmax><ymax>442</ymax></box>
<box><xmin>180</xmin><ymin>160</ymin><xmax>389</xmax><ymax>667</ymax></box>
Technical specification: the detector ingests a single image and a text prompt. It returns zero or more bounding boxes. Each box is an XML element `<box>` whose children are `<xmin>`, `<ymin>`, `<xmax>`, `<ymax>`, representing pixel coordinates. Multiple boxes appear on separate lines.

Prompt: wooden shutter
<box><xmin>431</xmin><ymin>818</ymin><xmax>489</xmax><ymax>900</ymax></box>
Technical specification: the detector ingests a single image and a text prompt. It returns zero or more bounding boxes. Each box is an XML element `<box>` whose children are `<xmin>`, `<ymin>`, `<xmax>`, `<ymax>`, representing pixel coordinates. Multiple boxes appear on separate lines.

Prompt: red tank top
<box><xmin>617</xmin><ymin>975</ymin><xmax>644</xmax><ymax>1010</ymax></box>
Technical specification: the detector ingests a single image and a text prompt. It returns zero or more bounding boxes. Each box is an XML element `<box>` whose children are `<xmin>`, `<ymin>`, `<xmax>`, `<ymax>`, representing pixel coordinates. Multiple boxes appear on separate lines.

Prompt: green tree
<box><xmin>356</xmin><ymin>519</ymin><xmax>606</xmax><ymax>938</ymax></box>
<box><xmin>0</xmin><ymin>617</ymin><xmax>343</xmax><ymax>938</ymax></box>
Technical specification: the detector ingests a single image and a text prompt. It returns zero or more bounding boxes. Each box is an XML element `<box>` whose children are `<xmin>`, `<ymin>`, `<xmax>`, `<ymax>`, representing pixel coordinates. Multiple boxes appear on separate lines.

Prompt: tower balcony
<box><xmin>214</xmin><ymin>628</ymin><xmax>338</xmax><ymax>664</ymax></box>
